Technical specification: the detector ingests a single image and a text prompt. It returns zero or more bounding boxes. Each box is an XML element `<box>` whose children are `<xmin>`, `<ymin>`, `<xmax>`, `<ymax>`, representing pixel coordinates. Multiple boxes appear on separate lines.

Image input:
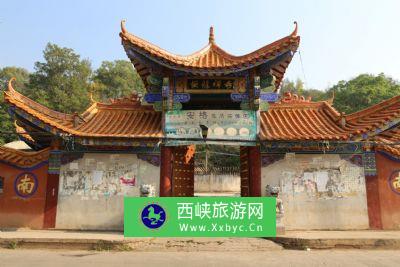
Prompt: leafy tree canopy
<box><xmin>280</xmin><ymin>78</ymin><xmax>327</xmax><ymax>102</ymax></box>
<box><xmin>327</xmin><ymin>73</ymin><xmax>400</xmax><ymax>114</ymax></box>
<box><xmin>0</xmin><ymin>44</ymin><xmax>144</xmax><ymax>145</ymax></box>
<box><xmin>92</xmin><ymin>60</ymin><xmax>145</xmax><ymax>102</ymax></box>
<box><xmin>27</xmin><ymin>43</ymin><xmax>92</xmax><ymax>113</ymax></box>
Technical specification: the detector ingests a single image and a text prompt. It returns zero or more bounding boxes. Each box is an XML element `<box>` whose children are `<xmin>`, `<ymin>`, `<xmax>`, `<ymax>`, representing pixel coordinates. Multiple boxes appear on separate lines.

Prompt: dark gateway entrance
<box><xmin>159</xmin><ymin>145</ymin><xmax>261</xmax><ymax>197</ymax></box>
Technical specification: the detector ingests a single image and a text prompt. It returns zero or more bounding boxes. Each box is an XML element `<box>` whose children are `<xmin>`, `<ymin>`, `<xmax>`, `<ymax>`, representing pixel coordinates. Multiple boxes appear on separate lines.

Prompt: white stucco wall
<box><xmin>261</xmin><ymin>153</ymin><xmax>369</xmax><ymax>230</ymax></box>
<box><xmin>194</xmin><ymin>174</ymin><xmax>240</xmax><ymax>192</ymax></box>
<box><xmin>56</xmin><ymin>153</ymin><xmax>159</xmax><ymax>230</ymax></box>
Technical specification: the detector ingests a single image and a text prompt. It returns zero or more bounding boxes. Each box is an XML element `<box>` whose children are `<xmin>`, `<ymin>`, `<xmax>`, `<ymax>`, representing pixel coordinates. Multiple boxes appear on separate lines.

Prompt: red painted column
<box><xmin>365</xmin><ymin>173</ymin><xmax>383</xmax><ymax>229</ymax></box>
<box><xmin>364</xmin><ymin>151</ymin><xmax>383</xmax><ymax>229</ymax></box>
<box><xmin>248</xmin><ymin>146</ymin><xmax>261</xmax><ymax>197</ymax></box>
<box><xmin>160</xmin><ymin>146</ymin><xmax>173</xmax><ymax>197</ymax></box>
<box><xmin>240</xmin><ymin>146</ymin><xmax>250</xmax><ymax>196</ymax></box>
<box><xmin>43</xmin><ymin>173</ymin><xmax>60</xmax><ymax>228</ymax></box>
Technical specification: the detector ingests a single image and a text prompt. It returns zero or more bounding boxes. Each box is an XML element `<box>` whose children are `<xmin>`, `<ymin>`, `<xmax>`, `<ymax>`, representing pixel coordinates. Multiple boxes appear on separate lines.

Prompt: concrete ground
<box><xmin>1</xmin><ymin>249</ymin><xmax>400</xmax><ymax>267</ymax></box>
<box><xmin>273</xmin><ymin>230</ymin><xmax>400</xmax><ymax>249</ymax></box>
<box><xmin>279</xmin><ymin>230</ymin><xmax>400</xmax><ymax>239</ymax></box>
<box><xmin>2</xmin><ymin>230</ymin><xmax>400</xmax><ymax>250</ymax></box>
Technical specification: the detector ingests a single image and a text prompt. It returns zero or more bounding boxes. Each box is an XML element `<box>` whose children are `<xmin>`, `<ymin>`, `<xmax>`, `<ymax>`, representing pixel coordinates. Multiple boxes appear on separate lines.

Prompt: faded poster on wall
<box><xmin>59</xmin><ymin>154</ymin><xmax>159</xmax><ymax>199</ymax></box>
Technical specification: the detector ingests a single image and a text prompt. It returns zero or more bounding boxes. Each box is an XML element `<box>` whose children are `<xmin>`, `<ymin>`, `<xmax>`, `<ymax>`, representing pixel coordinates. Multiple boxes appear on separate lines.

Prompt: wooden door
<box><xmin>172</xmin><ymin>146</ymin><xmax>194</xmax><ymax>196</ymax></box>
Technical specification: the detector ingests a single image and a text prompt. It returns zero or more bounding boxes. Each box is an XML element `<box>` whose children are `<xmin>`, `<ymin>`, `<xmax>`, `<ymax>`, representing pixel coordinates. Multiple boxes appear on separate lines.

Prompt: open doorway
<box><xmin>194</xmin><ymin>145</ymin><xmax>240</xmax><ymax>197</ymax></box>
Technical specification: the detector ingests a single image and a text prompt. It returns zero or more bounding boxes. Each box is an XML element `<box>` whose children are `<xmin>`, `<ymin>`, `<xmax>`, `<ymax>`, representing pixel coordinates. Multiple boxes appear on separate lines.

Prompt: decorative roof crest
<box><xmin>7</xmin><ymin>77</ymin><xmax>16</xmax><ymax>92</ymax></box>
<box><xmin>291</xmin><ymin>21</ymin><xmax>298</xmax><ymax>37</ymax></box>
<box><xmin>280</xmin><ymin>92</ymin><xmax>311</xmax><ymax>103</ymax></box>
<box><xmin>209</xmin><ymin>26</ymin><xmax>215</xmax><ymax>43</ymax></box>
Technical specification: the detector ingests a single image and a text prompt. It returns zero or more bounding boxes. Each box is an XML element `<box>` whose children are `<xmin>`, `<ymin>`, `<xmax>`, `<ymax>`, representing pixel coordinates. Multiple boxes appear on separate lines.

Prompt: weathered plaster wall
<box><xmin>261</xmin><ymin>153</ymin><xmax>369</xmax><ymax>230</ymax></box>
<box><xmin>375</xmin><ymin>152</ymin><xmax>400</xmax><ymax>229</ymax></box>
<box><xmin>194</xmin><ymin>174</ymin><xmax>240</xmax><ymax>193</ymax></box>
<box><xmin>0</xmin><ymin>162</ymin><xmax>49</xmax><ymax>229</ymax></box>
<box><xmin>55</xmin><ymin>153</ymin><xmax>159</xmax><ymax>230</ymax></box>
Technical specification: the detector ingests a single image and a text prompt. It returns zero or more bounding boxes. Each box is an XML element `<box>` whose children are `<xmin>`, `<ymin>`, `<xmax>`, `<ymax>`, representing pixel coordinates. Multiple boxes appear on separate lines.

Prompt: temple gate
<box><xmin>4</xmin><ymin>21</ymin><xmax>400</xmax><ymax>230</ymax></box>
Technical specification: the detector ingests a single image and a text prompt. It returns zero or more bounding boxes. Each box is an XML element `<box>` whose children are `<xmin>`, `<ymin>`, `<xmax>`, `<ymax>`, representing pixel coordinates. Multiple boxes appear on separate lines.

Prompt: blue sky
<box><xmin>1</xmin><ymin>0</ymin><xmax>399</xmax><ymax>90</ymax></box>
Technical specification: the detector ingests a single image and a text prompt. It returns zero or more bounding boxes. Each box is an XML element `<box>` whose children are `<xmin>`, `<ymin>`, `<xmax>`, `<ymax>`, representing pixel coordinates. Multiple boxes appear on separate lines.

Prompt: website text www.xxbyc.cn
<box><xmin>178</xmin><ymin>223</ymin><xmax>263</xmax><ymax>234</ymax></box>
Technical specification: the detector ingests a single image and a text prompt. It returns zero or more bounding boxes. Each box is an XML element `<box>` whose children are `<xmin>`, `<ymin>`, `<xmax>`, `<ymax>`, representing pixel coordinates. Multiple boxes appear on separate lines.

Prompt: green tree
<box><xmin>27</xmin><ymin>43</ymin><xmax>92</xmax><ymax>113</ymax></box>
<box><xmin>0</xmin><ymin>67</ymin><xmax>30</xmax><ymax>145</ymax></box>
<box><xmin>92</xmin><ymin>60</ymin><xmax>145</xmax><ymax>102</ymax></box>
<box><xmin>280</xmin><ymin>78</ymin><xmax>327</xmax><ymax>101</ymax></box>
<box><xmin>301</xmin><ymin>88</ymin><xmax>327</xmax><ymax>102</ymax></box>
<box><xmin>280</xmin><ymin>78</ymin><xmax>306</xmax><ymax>95</ymax></box>
<box><xmin>328</xmin><ymin>73</ymin><xmax>400</xmax><ymax>114</ymax></box>
<box><xmin>280</xmin><ymin>78</ymin><xmax>296</xmax><ymax>93</ymax></box>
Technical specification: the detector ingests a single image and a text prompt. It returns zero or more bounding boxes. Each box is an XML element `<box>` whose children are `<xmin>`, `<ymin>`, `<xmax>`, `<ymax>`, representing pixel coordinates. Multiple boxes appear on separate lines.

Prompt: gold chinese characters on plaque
<box><xmin>176</xmin><ymin>77</ymin><xmax>246</xmax><ymax>93</ymax></box>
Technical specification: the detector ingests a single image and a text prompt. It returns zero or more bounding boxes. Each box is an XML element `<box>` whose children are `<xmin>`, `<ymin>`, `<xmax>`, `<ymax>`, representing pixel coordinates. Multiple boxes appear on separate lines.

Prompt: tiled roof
<box><xmin>259</xmin><ymin>93</ymin><xmax>400</xmax><ymax>141</ymax></box>
<box><xmin>0</xmin><ymin>146</ymin><xmax>50</xmax><ymax>168</ymax></box>
<box><xmin>5</xmin><ymin>80</ymin><xmax>400</xmax><ymax>143</ymax></box>
<box><xmin>344</xmin><ymin>95</ymin><xmax>400</xmax><ymax>137</ymax></box>
<box><xmin>120</xmin><ymin>21</ymin><xmax>300</xmax><ymax>88</ymax></box>
<box><xmin>4</xmin><ymin>79</ymin><xmax>163</xmax><ymax>140</ymax></box>
<box><xmin>373</xmin><ymin>127</ymin><xmax>400</xmax><ymax>156</ymax></box>
<box><xmin>259</xmin><ymin>93</ymin><xmax>348</xmax><ymax>140</ymax></box>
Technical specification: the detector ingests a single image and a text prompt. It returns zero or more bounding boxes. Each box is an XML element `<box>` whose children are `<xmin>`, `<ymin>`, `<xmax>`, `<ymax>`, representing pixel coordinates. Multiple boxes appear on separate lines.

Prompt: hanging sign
<box><xmin>165</xmin><ymin>110</ymin><xmax>257</xmax><ymax>141</ymax></box>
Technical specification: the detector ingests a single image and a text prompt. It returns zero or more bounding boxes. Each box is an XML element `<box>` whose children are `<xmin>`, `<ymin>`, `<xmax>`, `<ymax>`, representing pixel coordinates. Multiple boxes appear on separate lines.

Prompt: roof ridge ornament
<box><xmin>121</xmin><ymin>19</ymin><xmax>127</xmax><ymax>34</ymax></box>
<box><xmin>209</xmin><ymin>26</ymin><xmax>215</xmax><ymax>44</ymax></box>
<box><xmin>89</xmin><ymin>90</ymin><xmax>96</xmax><ymax>104</ymax></box>
<box><xmin>280</xmin><ymin>92</ymin><xmax>311</xmax><ymax>103</ymax></box>
<box><xmin>327</xmin><ymin>90</ymin><xmax>335</xmax><ymax>105</ymax></box>
<box><xmin>291</xmin><ymin>21</ymin><xmax>298</xmax><ymax>37</ymax></box>
<box><xmin>7</xmin><ymin>77</ymin><xmax>16</xmax><ymax>92</ymax></box>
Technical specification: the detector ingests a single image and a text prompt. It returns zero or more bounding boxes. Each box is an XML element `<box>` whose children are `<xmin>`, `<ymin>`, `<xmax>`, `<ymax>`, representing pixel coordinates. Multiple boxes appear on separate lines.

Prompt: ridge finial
<box><xmin>209</xmin><ymin>26</ymin><xmax>215</xmax><ymax>43</ymax></box>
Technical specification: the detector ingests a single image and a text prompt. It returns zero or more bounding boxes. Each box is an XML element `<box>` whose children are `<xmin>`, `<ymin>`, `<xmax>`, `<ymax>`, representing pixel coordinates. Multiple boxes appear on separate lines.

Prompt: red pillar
<box><xmin>365</xmin><ymin>174</ymin><xmax>383</xmax><ymax>229</ymax></box>
<box><xmin>43</xmin><ymin>173</ymin><xmax>60</xmax><ymax>228</ymax></box>
<box><xmin>248</xmin><ymin>146</ymin><xmax>261</xmax><ymax>197</ymax></box>
<box><xmin>240</xmin><ymin>147</ymin><xmax>250</xmax><ymax>196</ymax></box>
<box><xmin>160</xmin><ymin>146</ymin><xmax>173</xmax><ymax>196</ymax></box>
<box><xmin>364</xmin><ymin>151</ymin><xmax>383</xmax><ymax>229</ymax></box>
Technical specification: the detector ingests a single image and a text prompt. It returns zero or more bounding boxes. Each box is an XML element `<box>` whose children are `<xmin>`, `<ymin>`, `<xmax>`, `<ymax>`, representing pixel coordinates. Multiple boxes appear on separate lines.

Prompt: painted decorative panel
<box><xmin>176</xmin><ymin>77</ymin><xmax>246</xmax><ymax>93</ymax></box>
<box><xmin>165</xmin><ymin>110</ymin><xmax>257</xmax><ymax>142</ymax></box>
